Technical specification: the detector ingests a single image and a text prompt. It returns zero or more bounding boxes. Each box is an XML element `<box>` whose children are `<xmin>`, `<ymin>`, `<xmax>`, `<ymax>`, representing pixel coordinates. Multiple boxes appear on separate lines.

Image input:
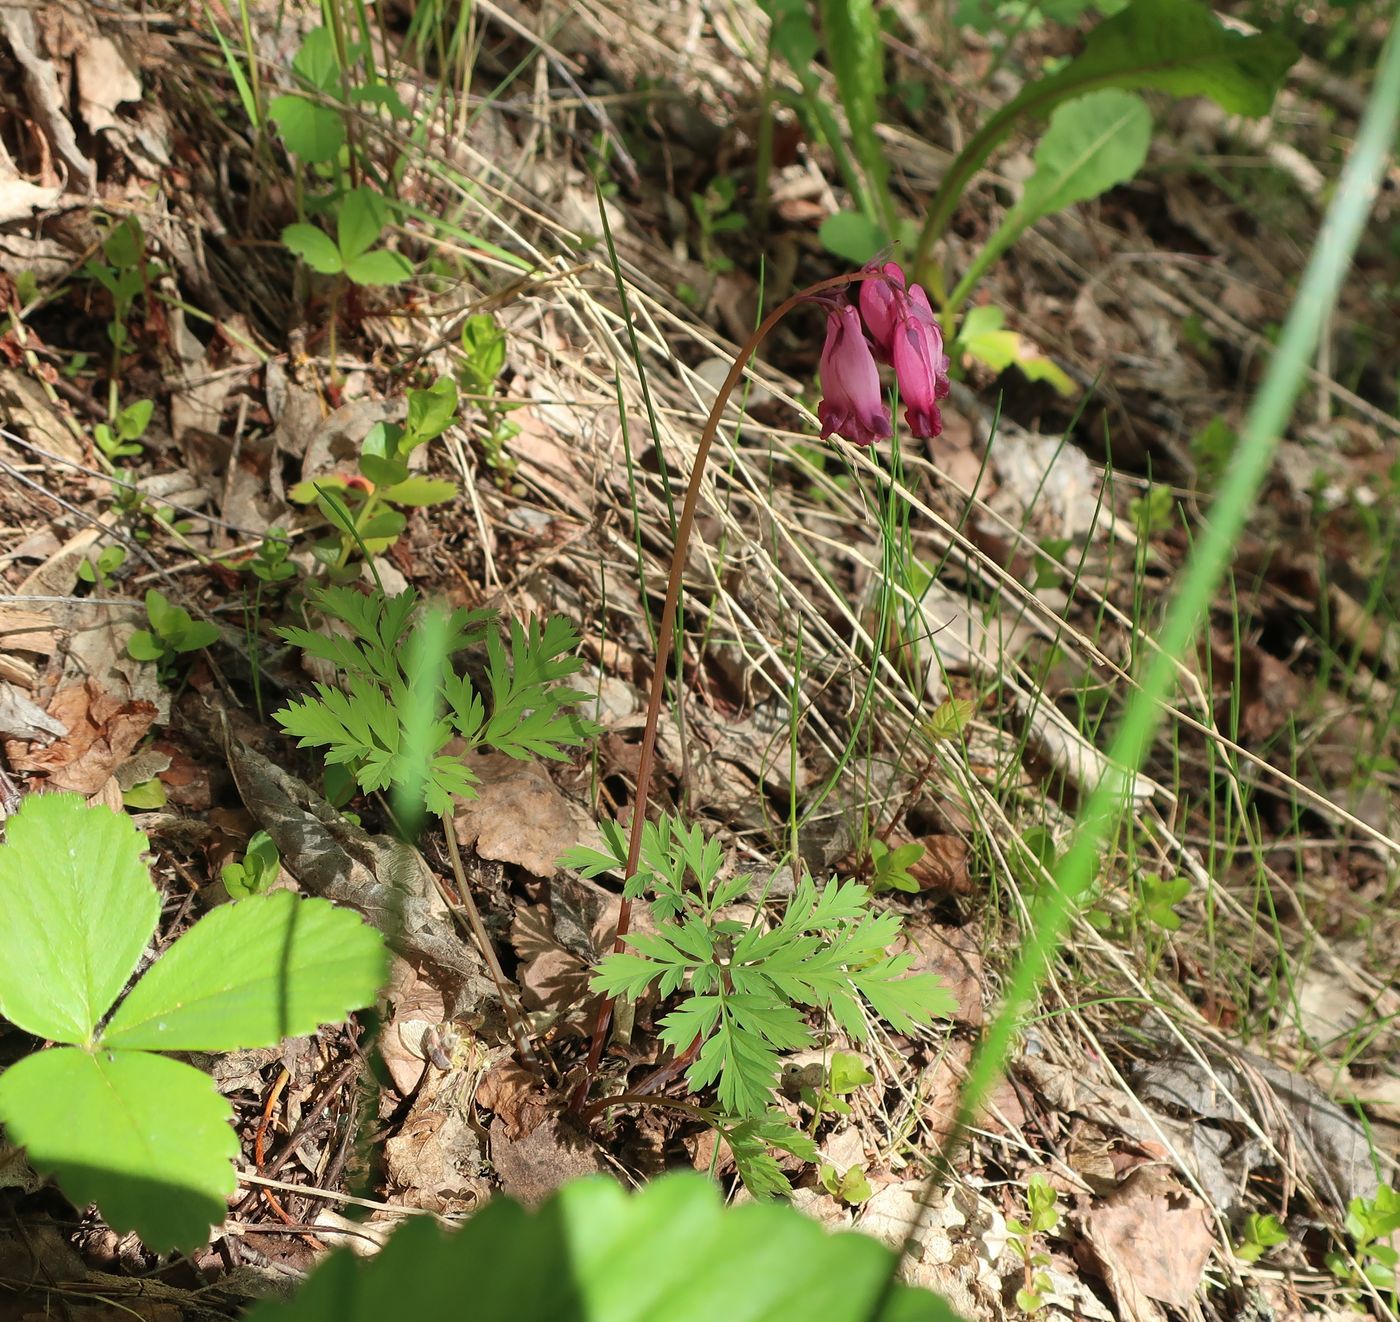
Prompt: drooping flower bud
<box><xmin>892</xmin><ymin>311</ymin><xmax>950</xmax><ymax>438</ymax></box>
<box><xmin>816</xmin><ymin>303</ymin><xmax>891</xmax><ymax>448</ymax></box>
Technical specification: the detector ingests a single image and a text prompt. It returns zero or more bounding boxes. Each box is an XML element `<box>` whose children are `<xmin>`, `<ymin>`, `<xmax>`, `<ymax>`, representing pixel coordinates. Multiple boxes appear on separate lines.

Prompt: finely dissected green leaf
<box><xmin>244</xmin><ymin>1172</ymin><xmax>966</xmax><ymax>1321</ymax></box>
<box><xmin>0</xmin><ymin>795</ymin><xmax>158</xmax><ymax>1044</ymax></box>
<box><xmin>1017</xmin><ymin>90</ymin><xmax>1153</xmax><ymax>221</ymax></box>
<box><xmin>282</xmin><ymin>223</ymin><xmax>343</xmax><ymax>274</ymax></box>
<box><xmin>0</xmin><ymin>1048</ymin><xmax>237</xmax><ymax>1253</ymax></box>
<box><xmin>483</xmin><ymin>617</ymin><xmax>597</xmax><ymax>760</ymax></box>
<box><xmin>101</xmin><ymin>892</ymin><xmax>386</xmax><ymax>1052</ymax></box>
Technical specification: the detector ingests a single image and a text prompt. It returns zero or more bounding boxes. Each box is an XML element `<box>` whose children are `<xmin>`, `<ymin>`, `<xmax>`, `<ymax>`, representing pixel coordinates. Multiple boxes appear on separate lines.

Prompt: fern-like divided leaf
<box><xmin>587</xmin><ymin>815</ymin><xmax>956</xmax><ymax>1121</ymax></box>
<box><xmin>274</xmin><ymin>586</ymin><xmax>598</xmax><ymax>817</ymax></box>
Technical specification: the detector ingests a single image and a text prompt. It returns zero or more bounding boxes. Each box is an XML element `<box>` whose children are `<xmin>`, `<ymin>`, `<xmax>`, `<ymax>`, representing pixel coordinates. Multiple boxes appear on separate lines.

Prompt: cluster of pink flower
<box><xmin>816</xmin><ymin>262</ymin><xmax>952</xmax><ymax>447</ymax></box>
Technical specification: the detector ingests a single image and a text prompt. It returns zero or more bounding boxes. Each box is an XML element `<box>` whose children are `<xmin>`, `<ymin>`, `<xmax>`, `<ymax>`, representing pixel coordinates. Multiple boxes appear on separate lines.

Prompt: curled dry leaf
<box><xmin>6</xmin><ymin>678</ymin><xmax>157</xmax><ymax>794</ymax></box>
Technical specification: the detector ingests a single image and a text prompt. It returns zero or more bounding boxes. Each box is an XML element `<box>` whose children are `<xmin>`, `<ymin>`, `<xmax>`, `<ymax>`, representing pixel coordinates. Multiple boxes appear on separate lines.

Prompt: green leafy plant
<box><xmin>282</xmin><ymin>186</ymin><xmax>413</xmax><ymax>288</ymax></box>
<box><xmin>77</xmin><ymin>543</ymin><xmax>127</xmax><ymax>590</ymax></box>
<box><xmin>243</xmin><ymin>1172</ymin><xmax>966</xmax><ymax>1322</ymax></box>
<box><xmin>221</xmin><ymin>829</ymin><xmax>281</xmax><ymax>898</ymax></box>
<box><xmin>691</xmin><ymin>175</ymin><xmax>746</xmax><ymax>275</ymax></box>
<box><xmin>459</xmin><ymin>314</ymin><xmax>523</xmax><ymax>481</ymax></box>
<box><xmin>0</xmin><ymin>794</ymin><xmax>386</xmax><ymax>1251</ymax></box>
<box><xmin>819</xmin><ymin>1160</ymin><xmax>874</xmax><ymax>1206</ymax></box>
<box><xmin>1326</xmin><ymin>1184</ymin><xmax>1400</xmax><ymax>1302</ymax></box>
<box><xmin>801</xmin><ymin>1049</ymin><xmax>875</xmax><ymax>1121</ymax></box>
<box><xmin>248</xmin><ymin>528</ymin><xmax>298</xmax><ymax>586</ymax></box>
<box><xmin>566</xmin><ymin>814</ymin><xmax>954</xmax><ymax>1165</ymax></box>
<box><xmin>1138</xmin><ymin>872</ymin><xmax>1191</xmax><ymax>932</ymax></box>
<box><xmin>1234</xmin><ymin>1211</ymin><xmax>1288</xmax><ymax>1263</ymax></box>
<box><xmin>127</xmin><ymin>588</ymin><xmax>220</xmax><ymax>681</ymax></box>
<box><xmin>1130</xmin><ymin>484</ymin><xmax>1177</xmax><ymax>537</ymax></box>
<box><xmin>957</xmin><ymin>305</ymin><xmax>1073</xmax><ymax>397</ymax></box>
<box><xmin>274</xmin><ymin>583</ymin><xmax>596</xmax><ymax>817</ymax></box>
<box><xmin>1190</xmin><ymin>414</ymin><xmax>1239</xmax><ymax>486</ymax></box>
<box><xmin>82</xmin><ymin>217</ymin><xmax>163</xmax><ymax>424</ymax></box>
<box><xmin>94</xmin><ymin>398</ymin><xmax>154</xmax><ymax>463</ymax></box>
<box><xmin>867</xmin><ymin>838</ymin><xmax>925</xmax><ymax>894</ymax></box>
<box><xmin>1007</xmin><ymin>1173</ymin><xmax>1061</xmax><ymax>1313</ymax></box>
<box><xmin>289</xmin><ymin>378</ymin><xmax>460</xmax><ymax>577</ymax></box>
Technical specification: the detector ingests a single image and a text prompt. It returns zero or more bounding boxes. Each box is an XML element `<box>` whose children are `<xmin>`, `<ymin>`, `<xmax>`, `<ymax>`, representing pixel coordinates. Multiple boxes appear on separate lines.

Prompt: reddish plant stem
<box><xmin>572</xmin><ymin>270</ymin><xmax>879</xmax><ymax>1111</ymax></box>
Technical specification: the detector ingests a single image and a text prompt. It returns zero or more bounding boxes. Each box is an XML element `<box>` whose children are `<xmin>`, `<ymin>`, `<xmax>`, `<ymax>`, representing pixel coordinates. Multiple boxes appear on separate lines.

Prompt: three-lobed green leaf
<box><xmin>0</xmin><ymin>794</ymin><xmax>387</xmax><ymax>1253</ymax></box>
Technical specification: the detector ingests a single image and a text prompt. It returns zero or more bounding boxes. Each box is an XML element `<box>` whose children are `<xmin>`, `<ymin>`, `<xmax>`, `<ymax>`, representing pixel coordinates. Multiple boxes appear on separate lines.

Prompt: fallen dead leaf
<box><xmin>6</xmin><ymin>678</ymin><xmax>157</xmax><ymax>794</ymax></box>
<box><xmin>74</xmin><ymin>33</ymin><xmax>141</xmax><ymax>133</ymax></box>
<box><xmin>510</xmin><ymin>904</ymin><xmax>591</xmax><ymax>1021</ymax></box>
<box><xmin>475</xmin><ymin>1059</ymin><xmax>549</xmax><ymax>1139</ymax></box>
<box><xmin>489</xmin><ymin>1113</ymin><xmax>608</xmax><ymax>1207</ymax></box>
<box><xmin>453</xmin><ymin>750</ymin><xmax>594</xmax><ymax>877</ymax></box>
<box><xmin>1080</xmin><ymin>1167</ymin><xmax>1213</xmax><ymax>1314</ymax></box>
<box><xmin>379</xmin><ymin>958</ymin><xmax>447</xmax><ymax>1096</ymax></box>
<box><xmin>896</xmin><ymin>919</ymin><xmax>984</xmax><ymax>1026</ymax></box>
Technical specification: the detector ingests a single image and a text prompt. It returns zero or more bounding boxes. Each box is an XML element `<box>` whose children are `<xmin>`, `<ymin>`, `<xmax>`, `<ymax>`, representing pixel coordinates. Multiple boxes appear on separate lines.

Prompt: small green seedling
<box><xmin>1234</xmin><ymin>1211</ymin><xmax>1288</xmax><ymax>1263</ymax></box>
<box><xmin>691</xmin><ymin>175</ymin><xmax>745</xmax><ymax>275</ymax></box>
<box><xmin>1130</xmin><ymin>484</ymin><xmax>1176</xmax><ymax>538</ymax></box>
<box><xmin>282</xmin><ymin>186</ymin><xmax>412</xmax><ymax>288</ymax></box>
<box><xmin>1138</xmin><ymin>873</ymin><xmax>1191</xmax><ymax>932</ymax></box>
<box><xmin>801</xmin><ymin>1050</ymin><xmax>875</xmax><ymax>1120</ymax></box>
<box><xmin>1190</xmin><ymin>414</ymin><xmax>1239</xmax><ymax>487</ymax></box>
<box><xmin>78</xmin><ymin>544</ymin><xmax>128</xmax><ymax>590</ymax></box>
<box><xmin>0</xmin><ymin>794</ymin><xmax>386</xmax><ymax>1252</ymax></box>
<box><xmin>82</xmin><ymin>218</ymin><xmax>162</xmax><ymax>423</ymax></box>
<box><xmin>1326</xmin><ymin>1184</ymin><xmax>1400</xmax><ymax>1300</ymax></box>
<box><xmin>289</xmin><ymin>378</ymin><xmax>460</xmax><ymax>577</ymax></box>
<box><xmin>819</xmin><ymin>1161</ymin><xmax>874</xmax><ymax>1206</ymax></box>
<box><xmin>1007</xmin><ymin>1174</ymin><xmax>1061</xmax><ymax>1313</ymax></box>
<box><xmin>222</xmin><ymin>830</ymin><xmax>281</xmax><ymax>898</ymax></box>
<box><xmin>956</xmin><ymin>306</ymin><xmax>1073</xmax><ymax>398</ymax></box>
<box><xmin>868</xmin><ymin>838</ymin><xmax>925</xmax><ymax>894</ymax></box>
<box><xmin>94</xmin><ymin>398</ymin><xmax>154</xmax><ymax>462</ymax></box>
<box><xmin>127</xmin><ymin>588</ymin><xmax>220</xmax><ymax>680</ymax></box>
<box><xmin>249</xmin><ymin>529</ymin><xmax>298</xmax><ymax>585</ymax></box>
<box><xmin>926</xmin><ymin>696</ymin><xmax>977</xmax><ymax>742</ymax></box>
<box><xmin>459</xmin><ymin>314</ymin><xmax>523</xmax><ymax>480</ymax></box>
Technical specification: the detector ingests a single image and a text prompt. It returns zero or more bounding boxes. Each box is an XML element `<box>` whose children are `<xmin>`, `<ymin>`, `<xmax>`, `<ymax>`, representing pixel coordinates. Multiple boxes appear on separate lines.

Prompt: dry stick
<box><xmin>572</xmin><ymin>270</ymin><xmax>882</xmax><ymax>1110</ymax></box>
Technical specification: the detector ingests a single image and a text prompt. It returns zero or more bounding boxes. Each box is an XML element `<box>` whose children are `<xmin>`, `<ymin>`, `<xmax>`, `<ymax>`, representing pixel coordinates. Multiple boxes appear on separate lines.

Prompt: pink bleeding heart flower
<box><xmin>892</xmin><ymin>310</ymin><xmax>950</xmax><ymax>438</ymax></box>
<box><xmin>858</xmin><ymin>261</ymin><xmax>908</xmax><ymax>359</ymax></box>
<box><xmin>816</xmin><ymin>303</ymin><xmax>891</xmax><ymax>448</ymax></box>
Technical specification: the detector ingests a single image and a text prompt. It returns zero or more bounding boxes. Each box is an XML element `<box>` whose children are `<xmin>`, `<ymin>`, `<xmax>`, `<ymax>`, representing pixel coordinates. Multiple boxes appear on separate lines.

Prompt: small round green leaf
<box><xmin>817</xmin><ymin>210</ymin><xmax>887</xmax><ymax>266</ymax></box>
<box><xmin>101</xmin><ymin>891</ymin><xmax>387</xmax><ymax>1052</ymax></box>
<box><xmin>282</xmin><ymin>223</ymin><xmax>344</xmax><ymax>275</ymax></box>
<box><xmin>0</xmin><ymin>1047</ymin><xmax>237</xmax><ymax>1253</ymax></box>
<box><xmin>0</xmin><ymin>796</ymin><xmax>158</xmax><ymax>1044</ymax></box>
<box><xmin>343</xmin><ymin>248</ymin><xmax>414</xmax><ymax>287</ymax></box>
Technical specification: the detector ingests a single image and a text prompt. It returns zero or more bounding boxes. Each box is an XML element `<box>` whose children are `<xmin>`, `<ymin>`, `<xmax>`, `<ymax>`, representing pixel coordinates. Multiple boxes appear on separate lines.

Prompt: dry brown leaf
<box><xmin>379</xmin><ymin>958</ymin><xmax>448</xmax><ymax>1096</ymax></box>
<box><xmin>453</xmin><ymin>751</ymin><xmax>594</xmax><ymax>877</ymax></box>
<box><xmin>896</xmin><ymin>919</ymin><xmax>984</xmax><ymax>1026</ymax></box>
<box><xmin>475</xmin><ymin>1059</ymin><xmax>549</xmax><ymax>1140</ymax></box>
<box><xmin>907</xmin><ymin>834</ymin><xmax>973</xmax><ymax>896</ymax></box>
<box><xmin>0</xmin><ymin>682</ymin><xmax>66</xmax><ymax>741</ymax></box>
<box><xmin>1081</xmin><ymin>1168</ymin><xmax>1214</xmax><ymax>1313</ymax></box>
<box><xmin>74</xmin><ymin>33</ymin><xmax>140</xmax><ymax>133</ymax></box>
<box><xmin>510</xmin><ymin>904</ymin><xmax>591</xmax><ymax>1019</ymax></box>
<box><xmin>0</xmin><ymin>604</ymin><xmax>58</xmax><ymax>655</ymax></box>
<box><xmin>7</xmin><ymin>678</ymin><xmax>157</xmax><ymax>793</ymax></box>
<box><xmin>489</xmin><ymin>1113</ymin><xmax>608</xmax><ymax>1207</ymax></box>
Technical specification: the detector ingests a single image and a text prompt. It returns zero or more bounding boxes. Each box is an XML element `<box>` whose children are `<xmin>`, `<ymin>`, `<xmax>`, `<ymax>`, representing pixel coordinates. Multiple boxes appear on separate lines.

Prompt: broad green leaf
<box><xmin>380</xmin><ymin>476</ymin><xmax>459</xmax><ymax>506</ymax></box>
<box><xmin>359</xmin><ymin>421</ymin><xmax>409</xmax><ymax>487</ymax></box>
<box><xmin>818</xmin><ymin>210</ymin><xmax>887</xmax><ymax>265</ymax></box>
<box><xmin>282</xmin><ymin>223</ymin><xmax>343</xmax><ymax>275</ymax></box>
<box><xmin>0</xmin><ymin>796</ymin><xmax>158</xmax><ymax>1044</ymax></box>
<box><xmin>337</xmin><ymin>187</ymin><xmax>388</xmax><ymax>262</ymax></box>
<box><xmin>958</xmin><ymin>305</ymin><xmax>1074</xmax><ymax>395</ymax></box>
<box><xmin>343</xmin><ymin>248</ymin><xmax>414</xmax><ymax>287</ymax></box>
<box><xmin>126</xmin><ymin>629</ymin><xmax>164</xmax><ymax>661</ymax></box>
<box><xmin>759</xmin><ymin>0</ymin><xmax>820</xmax><ymax>68</ymax></box>
<box><xmin>118</xmin><ymin>397</ymin><xmax>154</xmax><ymax>440</ymax></box>
<box><xmin>1018</xmin><ymin>89</ymin><xmax>1152</xmax><ymax>222</ymax></box>
<box><xmin>244</xmin><ymin>1172</ymin><xmax>968</xmax><ymax>1321</ymax></box>
<box><xmin>917</xmin><ymin>0</ymin><xmax>1295</xmax><ymax>258</ymax></box>
<box><xmin>268</xmin><ymin>95</ymin><xmax>345</xmax><ymax>163</ymax></box>
<box><xmin>292</xmin><ymin>26</ymin><xmax>342</xmax><ymax>91</ymax></box>
<box><xmin>405</xmin><ymin>377</ymin><xmax>458</xmax><ymax>442</ymax></box>
<box><xmin>829</xmin><ymin>1051</ymin><xmax>874</xmax><ymax>1094</ymax></box>
<box><xmin>0</xmin><ymin>1047</ymin><xmax>237</xmax><ymax>1253</ymax></box>
<box><xmin>101</xmin><ymin>891</ymin><xmax>387</xmax><ymax>1051</ymax></box>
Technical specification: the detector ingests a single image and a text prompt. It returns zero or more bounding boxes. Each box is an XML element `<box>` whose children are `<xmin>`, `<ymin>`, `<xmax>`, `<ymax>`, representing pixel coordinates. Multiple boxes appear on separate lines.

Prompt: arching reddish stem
<box><xmin>571</xmin><ymin>270</ymin><xmax>879</xmax><ymax>1110</ymax></box>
